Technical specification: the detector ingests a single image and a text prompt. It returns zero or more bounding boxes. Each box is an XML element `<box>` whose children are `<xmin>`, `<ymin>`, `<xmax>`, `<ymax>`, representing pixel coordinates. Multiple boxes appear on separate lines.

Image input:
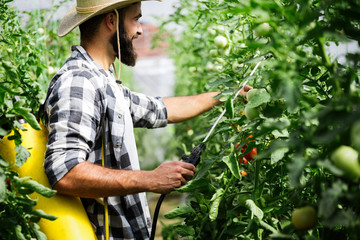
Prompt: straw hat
<box><xmin>58</xmin><ymin>0</ymin><xmax>160</xmax><ymax>37</ymax></box>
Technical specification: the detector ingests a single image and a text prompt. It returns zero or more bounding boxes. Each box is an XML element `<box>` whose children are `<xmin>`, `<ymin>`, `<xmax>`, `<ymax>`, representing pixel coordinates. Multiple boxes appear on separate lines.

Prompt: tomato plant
<box><xmin>159</xmin><ymin>0</ymin><xmax>360</xmax><ymax>239</ymax></box>
<box><xmin>0</xmin><ymin>1</ymin><xmax>78</xmax><ymax>238</ymax></box>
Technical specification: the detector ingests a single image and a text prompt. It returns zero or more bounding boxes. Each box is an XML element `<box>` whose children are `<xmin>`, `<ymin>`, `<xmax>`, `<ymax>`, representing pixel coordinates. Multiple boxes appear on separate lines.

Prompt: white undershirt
<box><xmin>116</xmin><ymin>84</ymin><xmax>153</xmax><ymax>234</ymax></box>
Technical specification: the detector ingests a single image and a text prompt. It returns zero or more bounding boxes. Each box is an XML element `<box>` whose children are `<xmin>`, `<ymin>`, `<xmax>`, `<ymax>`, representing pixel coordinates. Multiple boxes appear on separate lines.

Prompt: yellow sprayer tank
<box><xmin>0</xmin><ymin>123</ymin><xmax>97</xmax><ymax>240</ymax></box>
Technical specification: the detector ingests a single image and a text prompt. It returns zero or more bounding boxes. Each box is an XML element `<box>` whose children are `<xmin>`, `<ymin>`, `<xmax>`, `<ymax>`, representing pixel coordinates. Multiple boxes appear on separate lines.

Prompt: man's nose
<box><xmin>137</xmin><ymin>22</ymin><xmax>143</xmax><ymax>36</ymax></box>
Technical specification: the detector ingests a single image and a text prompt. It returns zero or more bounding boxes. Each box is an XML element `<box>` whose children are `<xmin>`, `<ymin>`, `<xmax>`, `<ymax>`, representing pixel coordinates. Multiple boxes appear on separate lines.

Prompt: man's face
<box><xmin>111</xmin><ymin>3</ymin><xmax>143</xmax><ymax>66</ymax></box>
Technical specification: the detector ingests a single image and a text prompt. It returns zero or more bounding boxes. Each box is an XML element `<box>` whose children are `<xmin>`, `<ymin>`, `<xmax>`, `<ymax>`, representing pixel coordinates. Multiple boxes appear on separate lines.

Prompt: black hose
<box><xmin>149</xmin><ymin>193</ymin><xmax>166</xmax><ymax>240</ymax></box>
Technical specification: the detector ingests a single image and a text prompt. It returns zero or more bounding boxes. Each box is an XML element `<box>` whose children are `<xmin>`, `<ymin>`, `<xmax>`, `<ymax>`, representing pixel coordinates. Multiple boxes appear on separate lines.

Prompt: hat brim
<box><xmin>58</xmin><ymin>0</ymin><xmax>160</xmax><ymax>37</ymax></box>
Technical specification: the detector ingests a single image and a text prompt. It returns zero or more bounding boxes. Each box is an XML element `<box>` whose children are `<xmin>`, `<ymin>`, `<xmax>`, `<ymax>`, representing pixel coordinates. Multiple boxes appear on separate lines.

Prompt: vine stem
<box><xmin>317</xmin><ymin>37</ymin><xmax>343</xmax><ymax>96</ymax></box>
<box><xmin>215</xmin><ymin>174</ymin><xmax>236</xmax><ymax>240</ymax></box>
<box><xmin>317</xmin><ymin>37</ymin><xmax>332</xmax><ymax>69</ymax></box>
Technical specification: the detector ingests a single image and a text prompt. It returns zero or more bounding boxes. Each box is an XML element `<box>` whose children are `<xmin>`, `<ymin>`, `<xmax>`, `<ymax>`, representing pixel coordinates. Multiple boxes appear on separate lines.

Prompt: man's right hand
<box><xmin>149</xmin><ymin>161</ymin><xmax>196</xmax><ymax>194</ymax></box>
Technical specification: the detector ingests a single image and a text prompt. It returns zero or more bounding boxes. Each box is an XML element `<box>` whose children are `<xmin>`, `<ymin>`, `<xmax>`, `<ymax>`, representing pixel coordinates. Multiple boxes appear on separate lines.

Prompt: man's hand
<box><xmin>238</xmin><ymin>84</ymin><xmax>253</xmax><ymax>97</ymax></box>
<box><xmin>149</xmin><ymin>161</ymin><xmax>196</xmax><ymax>194</ymax></box>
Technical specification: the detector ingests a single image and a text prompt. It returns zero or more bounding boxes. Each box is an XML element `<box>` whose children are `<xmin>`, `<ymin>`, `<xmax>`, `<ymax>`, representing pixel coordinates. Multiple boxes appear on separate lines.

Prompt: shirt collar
<box><xmin>71</xmin><ymin>45</ymin><xmax>115</xmax><ymax>77</ymax></box>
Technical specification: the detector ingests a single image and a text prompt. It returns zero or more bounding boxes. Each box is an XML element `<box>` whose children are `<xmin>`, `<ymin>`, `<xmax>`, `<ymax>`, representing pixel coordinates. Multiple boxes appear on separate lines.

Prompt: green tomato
<box><xmin>218</xmin><ymin>47</ymin><xmax>230</xmax><ymax>56</ymax></box>
<box><xmin>207</xmin><ymin>27</ymin><xmax>216</xmax><ymax>35</ymax></box>
<box><xmin>291</xmin><ymin>206</ymin><xmax>317</xmax><ymax>231</ymax></box>
<box><xmin>244</xmin><ymin>106</ymin><xmax>260</xmax><ymax>120</ymax></box>
<box><xmin>188</xmin><ymin>66</ymin><xmax>197</xmax><ymax>73</ymax></box>
<box><xmin>209</xmin><ymin>49</ymin><xmax>218</xmax><ymax>57</ymax></box>
<box><xmin>214</xmin><ymin>35</ymin><xmax>228</xmax><ymax>48</ymax></box>
<box><xmin>254</xmin><ymin>22</ymin><xmax>272</xmax><ymax>37</ymax></box>
<box><xmin>331</xmin><ymin>145</ymin><xmax>360</xmax><ymax>179</ymax></box>
<box><xmin>205</xmin><ymin>62</ymin><xmax>222</xmax><ymax>72</ymax></box>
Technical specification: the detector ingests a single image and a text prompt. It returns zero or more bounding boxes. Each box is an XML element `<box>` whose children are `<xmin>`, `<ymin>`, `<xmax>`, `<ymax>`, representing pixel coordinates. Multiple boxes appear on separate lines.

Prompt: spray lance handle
<box><xmin>181</xmin><ymin>143</ymin><xmax>205</xmax><ymax>167</ymax></box>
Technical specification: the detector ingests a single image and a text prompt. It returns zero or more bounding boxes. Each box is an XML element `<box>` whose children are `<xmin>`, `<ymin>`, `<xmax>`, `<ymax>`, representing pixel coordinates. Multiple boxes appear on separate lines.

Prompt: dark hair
<box><xmin>79</xmin><ymin>13</ymin><xmax>107</xmax><ymax>41</ymax></box>
<box><xmin>79</xmin><ymin>8</ymin><xmax>127</xmax><ymax>42</ymax></box>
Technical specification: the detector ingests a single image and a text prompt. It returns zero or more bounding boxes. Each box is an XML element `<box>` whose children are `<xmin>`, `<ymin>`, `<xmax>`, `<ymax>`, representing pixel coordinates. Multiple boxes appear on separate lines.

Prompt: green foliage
<box><xmin>160</xmin><ymin>0</ymin><xmax>360</xmax><ymax>239</ymax></box>
<box><xmin>0</xmin><ymin>0</ymin><xmax>78</xmax><ymax>238</ymax></box>
<box><xmin>0</xmin><ymin>0</ymin><xmax>42</xmax><ymax>132</ymax></box>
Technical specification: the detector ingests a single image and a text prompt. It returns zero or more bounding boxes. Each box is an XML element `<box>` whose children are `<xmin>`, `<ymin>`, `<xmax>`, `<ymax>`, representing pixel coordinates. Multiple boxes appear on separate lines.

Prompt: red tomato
<box><xmin>240</xmin><ymin>170</ymin><xmax>247</xmax><ymax>176</ymax></box>
<box><xmin>241</xmin><ymin>146</ymin><xmax>247</xmax><ymax>153</ymax></box>
<box><xmin>247</xmin><ymin>134</ymin><xmax>254</xmax><ymax>140</ymax></box>
<box><xmin>245</xmin><ymin>147</ymin><xmax>257</xmax><ymax>160</ymax></box>
<box><xmin>238</xmin><ymin>157</ymin><xmax>248</xmax><ymax>164</ymax></box>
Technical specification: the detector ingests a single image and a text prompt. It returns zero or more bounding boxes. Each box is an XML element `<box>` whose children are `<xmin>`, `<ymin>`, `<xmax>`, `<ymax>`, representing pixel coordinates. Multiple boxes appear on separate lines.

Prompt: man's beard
<box><xmin>111</xmin><ymin>29</ymin><xmax>137</xmax><ymax>67</ymax></box>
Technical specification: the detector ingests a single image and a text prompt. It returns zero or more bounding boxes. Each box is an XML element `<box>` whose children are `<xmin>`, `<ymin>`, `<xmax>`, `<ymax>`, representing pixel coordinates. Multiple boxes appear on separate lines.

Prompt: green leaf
<box><xmin>13</xmin><ymin>107</ymin><xmax>41</xmax><ymax>130</ymax></box>
<box><xmin>209</xmin><ymin>188</ymin><xmax>225</xmax><ymax>221</ymax></box>
<box><xmin>2</xmin><ymin>60</ymin><xmax>18</xmax><ymax>80</ymax></box>
<box><xmin>281</xmin><ymin>80</ymin><xmax>300</xmax><ymax>113</ymax></box>
<box><xmin>262</xmin><ymin>117</ymin><xmax>291</xmax><ymax>130</ymax></box>
<box><xmin>319</xmin><ymin>181</ymin><xmax>346</xmax><ymax>219</ymax></box>
<box><xmin>176</xmin><ymin>178</ymin><xmax>210</xmax><ymax>193</ymax></box>
<box><xmin>207</xmin><ymin>77</ymin><xmax>232</xmax><ymax>87</ymax></box>
<box><xmin>165</xmin><ymin>205</ymin><xmax>195</xmax><ymax>219</ymax></box>
<box><xmin>0</xmin><ymin>168</ymin><xmax>6</xmax><ymax>202</ymax></box>
<box><xmin>259</xmin><ymin>220</ymin><xmax>278</xmax><ymax>234</ymax></box>
<box><xmin>22</xmin><ymin>179</ymin><xmax>56</xmax><ymax>198</ymax></box>
<box><xmin>245</xmin><ymin>199</ymin><xmax>263</xmax><ymax>220</ymax></box>
<box><xmin>321</xmin><ymin>209</ymin><xmax>355</xmax><ymax>227</ymax></box>
<box><xmin>271</xmin><ymin>129</ymin><xmax>289</xmax><ymax>138</ymax></box>
<box><xmin>13</xmin><ymin>99</ymin><xmax>26</xmax><ymax>109</ymax></box>
<box><xmin>317</xmin><ymin>159</ymin><xmax>343</xmax><ymax>176</ymax></box>
<box><xmin>13</xmin><ymin>195</ymin><xmax>37</xmax><ymax>207</ymax></box>
<box><xmin>15</xmin><ymin>145</ymin><xmax>30</xmax><ymax>167</ymax></box>
<box><xmin>194</xmin><ymin>158</ymin><xmax>217</xmax><ymax>180</ymax></box>
<box><xmin>173</xmin><ymin>225</ymin><xmax>195</xmax><ymax>237</ymax></box>
<box><xmin>15</xmin><ymin>225</ymin><xmax>27</xmax><ymax>240</ymax></box>
<box><xmin>0</xmin><ymin>84</ymin><xmax>21</xmax><ymax>95</ymax></box>
<box><xmin>32</xmin><ymin>223</ymin><xmax>48</xmax><ymax>240</ymax></box>
<box><xmin>287</xmin><ymin>155</ymin><xmax>306</xmax><ymax>187</ymax></box>
<box><xmin>246</xmin><ymin>89</ymin><xmax>271</xmax><ymax>108</ymax></box>
<box><xmin>32</xmin><ymin>209</ymin><xmax>57</xmax><ymax>221</ymax></box>
<box><xmin>0</xmin><ymin>156</ymin><xmax>10</xmax><ymax>167</ymax></box>
<box><xmin>222</xmin><ymin>154</ymin><xmax>241</xmax><ymax>179</ymax></box>
<box><xmin>271</xmin><ymin>147</ymin><xmax>289</xmax><ymax>164</ymax></box>
<box><xmin>0</xmin><ymin>127</ymin><xmax>10</xmax><ymax>136</ymax></box>
<box><xmin>351</xmin><ymin>120</ymin><xmax>360</xmax><ymax>151</ymax></box>
<box><xmin>225</xmin><ymin>98</ymin><xmax>234</xmax><ymax>119</ymax></box>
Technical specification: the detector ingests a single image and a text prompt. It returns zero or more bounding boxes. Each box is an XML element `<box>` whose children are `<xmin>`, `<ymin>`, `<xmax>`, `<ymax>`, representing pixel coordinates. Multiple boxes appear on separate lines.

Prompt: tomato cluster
<box><xmin>235</xmin><ymin>135</ymin><xmax>257</xmax><ymax>176</ymax></box>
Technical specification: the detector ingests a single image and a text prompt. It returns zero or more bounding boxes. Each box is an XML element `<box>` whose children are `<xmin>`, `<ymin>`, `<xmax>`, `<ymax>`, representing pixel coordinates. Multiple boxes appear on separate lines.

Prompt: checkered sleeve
<box><xmin>123</xmin><ymin>87</ymin><xmax>168</xmax><ymax>129</ymax></box>
<box><xmin>44</xmin><ymin>70</ymin><xmax>103</xmax><ymax>187</ymax></box>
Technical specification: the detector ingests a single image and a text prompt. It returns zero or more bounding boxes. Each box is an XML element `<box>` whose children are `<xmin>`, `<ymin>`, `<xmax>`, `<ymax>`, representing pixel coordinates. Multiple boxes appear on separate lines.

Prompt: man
<box><xmin>44</xmin><ymin>0</ymin><xmax>251</xmax><ymax>239</ymax></box>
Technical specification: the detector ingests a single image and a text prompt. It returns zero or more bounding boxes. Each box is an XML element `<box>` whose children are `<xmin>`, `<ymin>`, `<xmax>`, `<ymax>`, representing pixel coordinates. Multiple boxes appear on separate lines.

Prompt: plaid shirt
<box><xmin>44</xmin><ymin>45</ymin><xmax>168</xmax><ymax>239</ymax></box>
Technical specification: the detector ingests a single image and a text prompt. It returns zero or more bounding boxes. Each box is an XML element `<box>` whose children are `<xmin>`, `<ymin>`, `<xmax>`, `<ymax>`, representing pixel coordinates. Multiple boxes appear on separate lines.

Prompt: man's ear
<box><xmin>104</xmin><ymin>12</ymin><xmax>117</xmax><ymax>32</ymax></box>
